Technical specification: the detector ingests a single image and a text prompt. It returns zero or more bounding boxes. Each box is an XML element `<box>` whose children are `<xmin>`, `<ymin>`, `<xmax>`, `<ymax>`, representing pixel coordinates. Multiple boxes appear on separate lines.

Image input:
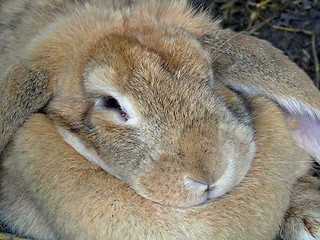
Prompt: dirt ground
<box><xmin>192</xmin><ymin>0</ymin><xmax>320</xmax><ymax>88</ymax></box>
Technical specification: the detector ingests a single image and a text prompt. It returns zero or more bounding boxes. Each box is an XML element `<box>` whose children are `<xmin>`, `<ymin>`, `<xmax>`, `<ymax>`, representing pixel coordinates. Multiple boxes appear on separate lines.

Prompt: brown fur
<box><xmin>281</xmin><ymin>175</ymin><xmax>320</xmax><ymax>239</ymax></box>
<box><xmin>0</xmin><ymin>0</ymin><xmax>320</xmax><ymax>239</ymax></box>
<box><xmin>0</xmin><ymin>98</ymin><xmax>309</xmax><ymax>239</ymax></box>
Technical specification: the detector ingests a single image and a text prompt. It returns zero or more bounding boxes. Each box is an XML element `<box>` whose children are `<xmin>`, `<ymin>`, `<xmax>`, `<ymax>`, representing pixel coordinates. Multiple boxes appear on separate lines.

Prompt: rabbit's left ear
<box><xmin>0</xmin><ymin>62</ymin><xmax>52</xmax><ymax>152</ymax></box>
<box><xmin>204</xmin><ymin>29</ymin><xmax>320</xmax><ymax>163</ymax></box>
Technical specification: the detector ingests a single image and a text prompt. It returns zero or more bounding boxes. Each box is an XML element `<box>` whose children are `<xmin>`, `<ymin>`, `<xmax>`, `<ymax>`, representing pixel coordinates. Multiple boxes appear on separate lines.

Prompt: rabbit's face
<box><xmin>46</xmin><ymin>31</ymin><xmax>255</xmax><ymax>208</ymax></box>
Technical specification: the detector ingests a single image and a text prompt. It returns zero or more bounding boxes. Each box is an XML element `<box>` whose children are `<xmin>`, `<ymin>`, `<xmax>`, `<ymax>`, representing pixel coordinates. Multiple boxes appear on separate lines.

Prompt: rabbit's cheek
<box><xmin>207</xmin><ymin>150</ymin><xmax>252</xmax><ymax>199</ymax></box>
<box><xmin>209</xmin><ymin>125</ymin><xmax>256</xmax><ymax>198</ymax></box>
<box><xmin>55</xmin><ymin>125</ymin><xmax>128</xmax><ymax>182</ymax></box>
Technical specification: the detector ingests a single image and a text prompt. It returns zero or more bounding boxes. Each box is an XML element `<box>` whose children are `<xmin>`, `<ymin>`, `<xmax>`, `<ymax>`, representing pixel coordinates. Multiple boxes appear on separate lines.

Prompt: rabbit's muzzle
<box><xmin>129</xmin><ymin>124</ymin><xmax>256</xmax><ymax>208</ymax></box>
<box><xmin>131</xmin><ymin>153</ymin><xmax>248</xmax><ymax>208</ymax></box>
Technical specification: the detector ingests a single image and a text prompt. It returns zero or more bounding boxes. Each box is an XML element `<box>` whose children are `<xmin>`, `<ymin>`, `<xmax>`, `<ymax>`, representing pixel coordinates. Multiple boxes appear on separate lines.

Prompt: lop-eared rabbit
<box><xmin>0</xmin><ymin>0</ymin><xmax>320</xmax><ymax>239</ymax></box>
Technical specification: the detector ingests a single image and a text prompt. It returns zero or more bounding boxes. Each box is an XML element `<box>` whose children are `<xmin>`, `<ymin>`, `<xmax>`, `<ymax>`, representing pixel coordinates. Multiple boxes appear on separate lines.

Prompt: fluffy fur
<box><xmin>0</xmin><ymin>0</ymin><xmax>320</xmax><ymax>239</ymax></box>
<box><xmin>0</xmin><ymin>99</ymin><xmax>309</xmax><ymax>240</ymax></box>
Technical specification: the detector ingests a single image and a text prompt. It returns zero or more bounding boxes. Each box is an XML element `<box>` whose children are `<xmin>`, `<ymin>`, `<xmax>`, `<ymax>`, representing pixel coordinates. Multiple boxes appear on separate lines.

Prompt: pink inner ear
<box><xmin>290</xmin><ymin>113</ymin><xmax>320</xmax><ymax>163</ymax></box>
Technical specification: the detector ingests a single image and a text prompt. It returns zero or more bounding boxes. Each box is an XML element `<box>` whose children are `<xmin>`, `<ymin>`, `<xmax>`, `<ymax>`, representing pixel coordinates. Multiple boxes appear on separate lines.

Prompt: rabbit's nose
<box><xmin>188</xmin><ymin>170</ymin><xmax>220</xmax><ymax>187</ymax></box>
<box><xmin>183</xmin><ymin>178</ymin><xmax>212</xmax><ymax>205</ymax></box>
<box><xmin>185</xmin><ymin>178</ymin><xmax>225</xmax><ymax>205</ymax></box>
<box><xmin>185</xmin><ymin>177</ymin><xmax>213</xmax><ymax>192</ymax></box>
<box><xmin>189</xmin><ymin>178</ymin><xmax>215</xmax><ymax>189</ymax></box>
<box><xmin>187</xmin><ymin>177</ymin><xmax>231</xmax><ymax>202</ymax></box>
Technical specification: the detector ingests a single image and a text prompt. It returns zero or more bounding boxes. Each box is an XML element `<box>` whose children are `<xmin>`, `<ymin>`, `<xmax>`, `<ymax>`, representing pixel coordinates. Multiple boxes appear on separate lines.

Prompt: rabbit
<box><xmin>0</xmin><ymin>100</ymin><xmax>313</xmax><ymax>240</ymax></box>
<box><xmin>0</xmin><ymin>0</ymin><xmax>319</xmax><ymax>239</ymax></box>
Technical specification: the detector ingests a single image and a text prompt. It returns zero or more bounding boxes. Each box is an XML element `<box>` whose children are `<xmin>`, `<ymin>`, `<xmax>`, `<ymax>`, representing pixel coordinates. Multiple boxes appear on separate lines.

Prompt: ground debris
<box><xmin>191</xmin><ymin>0</ymin><xmax>320</xmax><ymax>88</ymax></box>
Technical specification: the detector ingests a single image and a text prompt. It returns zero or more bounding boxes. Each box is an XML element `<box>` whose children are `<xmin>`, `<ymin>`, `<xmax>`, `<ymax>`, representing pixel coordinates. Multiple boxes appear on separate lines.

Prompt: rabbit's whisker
<box><xmin>255</xmin><ymin>160</ymin><xmax>314</xmax><ymax>164</ymax></box>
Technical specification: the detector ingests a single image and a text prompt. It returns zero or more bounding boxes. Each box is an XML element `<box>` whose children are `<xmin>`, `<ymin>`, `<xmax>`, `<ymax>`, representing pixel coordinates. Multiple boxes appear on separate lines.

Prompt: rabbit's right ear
<box><xmin>0</xmin><ymin>62</ymin><xmax>52</xmax><ymax>152</ymax></box>
<box><xmin>202</xmin><ymin>29</ymin><xmax>320</xmax><ymax>163</ymax></box>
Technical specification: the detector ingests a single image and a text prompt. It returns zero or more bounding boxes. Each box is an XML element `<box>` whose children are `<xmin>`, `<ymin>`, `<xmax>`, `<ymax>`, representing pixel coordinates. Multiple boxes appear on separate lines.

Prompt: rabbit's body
<box><xmin>0</xmin><ymin>0</ymin><xmax>320</xmax><ymax>239</ymax></box>
<box><xmin>0</xmin><ymin>100</ymin><xmax>310</xmax><ymax>240</ymax></box>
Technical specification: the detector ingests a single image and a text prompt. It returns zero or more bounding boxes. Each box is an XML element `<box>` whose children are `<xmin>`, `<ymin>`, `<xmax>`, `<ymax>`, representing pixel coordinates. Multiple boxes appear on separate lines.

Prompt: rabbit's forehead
<box><xmin>83</xmin><ymin>64</ymin><xmax>221</xmax><ymax>128</ymax></box>
<box><xmin>84</xmin><ymin>62</ymin><xmax>217</xmax><ymax>118</ymax></box>
<box><xmin>83</xmin><ymin>33</ymin><xmax>216</xmax><ymax>102</ymax></box>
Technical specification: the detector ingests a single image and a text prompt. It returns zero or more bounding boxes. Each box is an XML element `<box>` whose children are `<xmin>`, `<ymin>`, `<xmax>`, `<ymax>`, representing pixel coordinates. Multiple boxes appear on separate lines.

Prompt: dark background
<box><xmin>191</xmin><ymin>0</ymin><xmax>320</xmax><ymax>88</ymax></box>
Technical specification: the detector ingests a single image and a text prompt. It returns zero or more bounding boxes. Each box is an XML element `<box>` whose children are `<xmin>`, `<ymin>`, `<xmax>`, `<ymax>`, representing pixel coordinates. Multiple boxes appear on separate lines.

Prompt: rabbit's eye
<box><xmin>104</xmin><ymin>96</ymin><xmax>120</xmax><ymax>109</ymax></box>
<box><xmin>102</xmin><ymin>96</ymin><xmax>129</xmax><ymax>121</ymax></box>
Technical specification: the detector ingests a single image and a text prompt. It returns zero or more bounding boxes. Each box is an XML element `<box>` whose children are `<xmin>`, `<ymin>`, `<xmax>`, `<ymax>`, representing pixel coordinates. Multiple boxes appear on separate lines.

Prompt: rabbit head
<box><xmin>0</xmin><ymin>0</ymin><xmax>320</xmax><ymax>210</ymax></box>
<box><xmin>40</xmin><ymin>31</ymin><xmax>256</xmax><ymax>208</ymax></box>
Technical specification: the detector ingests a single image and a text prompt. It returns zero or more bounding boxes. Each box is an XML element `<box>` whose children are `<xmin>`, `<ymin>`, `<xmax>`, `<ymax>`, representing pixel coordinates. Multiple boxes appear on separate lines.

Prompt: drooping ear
<box><xmin>204</xmin><ymin>29</ymin><xmax>320</xmax><ymax>163</ymax></box>
<box><xmin>0</xmin><ymin>62</ymin><xmax>52</xmax><ymax>152</ymax></box>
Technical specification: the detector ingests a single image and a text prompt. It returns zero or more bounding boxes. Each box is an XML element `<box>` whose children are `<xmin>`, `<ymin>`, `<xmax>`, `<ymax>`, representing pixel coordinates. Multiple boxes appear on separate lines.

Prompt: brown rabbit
<box><xmin>0</xmin><ymin>0</ymin><xmax>319</xmax><ymax>239</ymax></box>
